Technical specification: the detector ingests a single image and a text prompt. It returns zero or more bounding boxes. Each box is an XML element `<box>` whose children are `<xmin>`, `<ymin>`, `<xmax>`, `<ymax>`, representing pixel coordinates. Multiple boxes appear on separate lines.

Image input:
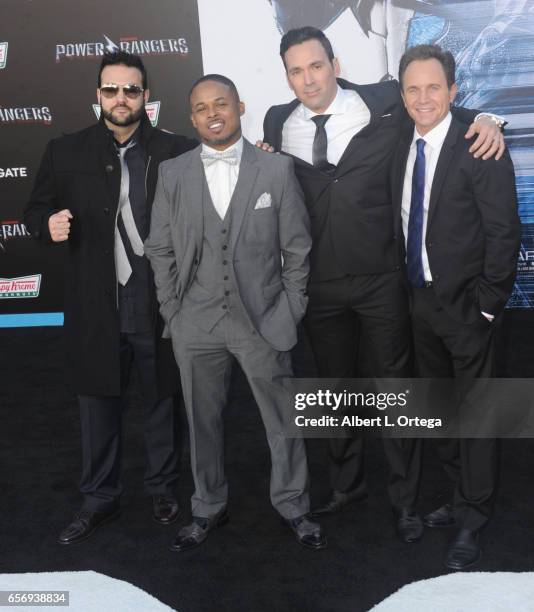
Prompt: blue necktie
<box><xmin>406</xmin><ymin>138</ymin><xmax>426</xmax><ymax>288</ymax></box>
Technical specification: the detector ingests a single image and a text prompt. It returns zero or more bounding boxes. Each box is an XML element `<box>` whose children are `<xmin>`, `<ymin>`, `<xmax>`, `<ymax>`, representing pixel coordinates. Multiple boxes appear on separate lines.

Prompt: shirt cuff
<box><xmin>481</xmin><ymin>311</ymin><xmax>494</xmax><ymax>321</ymax></box>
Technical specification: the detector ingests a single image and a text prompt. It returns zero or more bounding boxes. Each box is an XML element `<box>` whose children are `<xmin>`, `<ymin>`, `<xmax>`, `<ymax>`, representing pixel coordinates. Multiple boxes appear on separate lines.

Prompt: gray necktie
<box><xmin>115</xmin><ymin>141</ymin><xmax>144</xmax><ymax>286</ymax></box>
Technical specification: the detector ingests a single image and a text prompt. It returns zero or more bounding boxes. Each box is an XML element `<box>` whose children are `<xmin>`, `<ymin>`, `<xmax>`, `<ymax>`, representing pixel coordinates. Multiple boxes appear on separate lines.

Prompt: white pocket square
<box><xmin>254</xmin><ymin>192</ymin><xmax>272</xmax><ymax>210</ymax></box>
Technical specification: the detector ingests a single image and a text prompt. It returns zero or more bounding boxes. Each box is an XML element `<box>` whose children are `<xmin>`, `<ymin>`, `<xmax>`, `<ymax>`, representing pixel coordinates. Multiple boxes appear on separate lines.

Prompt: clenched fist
<box><xmin>48</xmin><ymin>209</ymin><xmax>73</xmax><ymax>242</ymax></box>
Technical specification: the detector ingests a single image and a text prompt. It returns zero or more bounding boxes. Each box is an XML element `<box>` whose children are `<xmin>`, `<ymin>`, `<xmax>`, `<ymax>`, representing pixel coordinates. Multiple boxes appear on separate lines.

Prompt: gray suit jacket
<box><xmin>144</xmin><ymin>139</ymin><xmax>311</xmax><ymax>352</ymax></box>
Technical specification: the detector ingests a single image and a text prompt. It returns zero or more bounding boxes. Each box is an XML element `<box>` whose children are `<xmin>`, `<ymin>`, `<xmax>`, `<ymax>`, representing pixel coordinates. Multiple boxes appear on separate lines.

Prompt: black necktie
<box><xmin>311</xmin><ymin>114</ymin><xmax>331</xmax><ymax>169</ymax></box>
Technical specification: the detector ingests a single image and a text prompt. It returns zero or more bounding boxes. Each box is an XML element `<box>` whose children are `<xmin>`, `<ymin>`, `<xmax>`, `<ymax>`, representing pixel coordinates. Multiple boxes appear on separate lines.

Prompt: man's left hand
<box><xmin>465</xmin><ymin>116</ymin><xmax>505</xmax><ymax>160</ymax></box>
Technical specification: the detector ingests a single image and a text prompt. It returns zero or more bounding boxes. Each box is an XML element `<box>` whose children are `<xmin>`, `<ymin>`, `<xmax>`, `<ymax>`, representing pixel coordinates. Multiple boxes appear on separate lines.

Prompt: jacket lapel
<box><xmin>393</xmin><ymin>127</ymin><xmax>413</xmax><ymax>238</ymax></box>
<box><xmin>182</xmin><ymin>147</ymin><xmax>205</xmax><ymax>255</ymax></box>
<box><xmin>271</xmin><ymin>99</ymin><xmax>300</xmax><ymax>151</ymax></box>
<box><xmin>330</xmin><ymin>81</ymin><xmax>384</xmax><ymax>170</ymax></box>
<box><xmin>427</xmin><ymin>119</ymin><xmax>460</xmax><ymax>231</ymax></box>
<box><xmin>230</xmin><ymin>140</ymin><xmax>259</xmax><ymax>250</ymax></box>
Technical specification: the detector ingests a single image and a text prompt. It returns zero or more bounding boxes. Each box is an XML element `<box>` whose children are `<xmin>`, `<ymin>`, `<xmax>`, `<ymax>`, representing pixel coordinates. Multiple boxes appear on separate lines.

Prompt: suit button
<box><xmin>224</xmin><ymin>290</ymin><xmax>230</xmax><ymax>296</ymax></box>
<box><xmin>194</xmin><ymin>258</ymin><xmax>199</xmax><ymax>264</ymax></box>
<box><xmin>393</xmin><ymin>234</ymin><xmax>397</xmax><ymax>240</ymax></box>
<box><xmin>428</xmin><ymin>242</ymin><xmax>433</xmax><ymax>248</ymax></box>
<box><xmin>222</xmin><ymin>304</ymin><xmax>227</xmax><ymax>310</ymax></box>
<box><xmin>105</xmin><ymin>164</ymin><xmax>114</xmax><ymax>173</ymax></box>
<box><xmin>222</xmin><ymin>245</ymin><xmax>227</xmax><ymax>250</ymax></box>
<box><xmin>395</xmin><ymin>266</ymin><xmax>400</xmax><ymax>271</ymax></box>
<box><xmin>104</xmin><ymin>249</ymin><xmax>110</xmax><ymax>255</ymax></box>
<box><xmin>221</xmin><ymin>229</ymin><xmax>227</xmax><ymax>234</ymax></box>
<box><xmin>222</xmin><ymin>260</ymin><xmax>228</xmax><ymax>265</ymax></box>
<box><xmin>224</xmin><ymin>275</ymin><xmax>229</xmax><ymax>280</ymax></box>
<box><xmin>334</xmin><ymin>179</ymin><xmax>339</xmax><ymax>183</ymax></box>
<box><xmin>434</xmin><ymin>274</ymin><xmax>440</xmax><ymax>280</ymax></box>
<box><xmin>105</xmin><ymin>288</ymin><xmax>112</xmax><ymax>296</ymax></box>
<box><xmin>103</xmin><ymin>207</ymin><xmax>110</xmax><ymax>214</ymax></box>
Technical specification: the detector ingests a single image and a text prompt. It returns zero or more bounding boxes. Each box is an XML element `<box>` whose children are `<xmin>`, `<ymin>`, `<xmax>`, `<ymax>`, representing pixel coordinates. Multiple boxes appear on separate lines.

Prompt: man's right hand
<box><xmin>48</xmin><ymin>209</ymin><xmax>73</xmax><ymax>242</ymax></box>
<box><xmin>255</xmin><ymin>140</ymin><xmax>275</xmax><ymax>153</ymax></box>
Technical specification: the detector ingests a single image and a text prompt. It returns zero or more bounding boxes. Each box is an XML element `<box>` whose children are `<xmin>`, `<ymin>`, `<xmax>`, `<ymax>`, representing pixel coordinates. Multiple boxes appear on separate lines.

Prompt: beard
<box><xmin>203</xmin><ymin>125</ymin><xmax>241</xmax><ymax>148</ymax></box>
<box><xmin>101</xmin><ymin>103</ymin><xmax>144</xmax><ymax>127</ymax></box>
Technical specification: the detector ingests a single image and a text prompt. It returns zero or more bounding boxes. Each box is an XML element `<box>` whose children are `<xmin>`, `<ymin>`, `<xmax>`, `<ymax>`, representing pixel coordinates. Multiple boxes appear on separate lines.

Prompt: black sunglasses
<box><xmin>99</xmin><ymin>83</ymin><xmax>144</xmax><ymax>99</ymax></box>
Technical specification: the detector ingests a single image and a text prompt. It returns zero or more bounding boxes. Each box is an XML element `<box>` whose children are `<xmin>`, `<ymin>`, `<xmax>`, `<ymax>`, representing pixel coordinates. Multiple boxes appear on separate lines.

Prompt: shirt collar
<box><xmin>300</xmin><ymin>85</ymin><xmax>347</xmax><ymax>121</ymax></box>
<box><xmin>201</xmin><ymin>136</ymin><xmax>243</xmax><ymax>161</ymax></box>
<box><xmin>412</xmin><ymin>112</ymin><xmax>452</xmax><ymax>149</ymax></box>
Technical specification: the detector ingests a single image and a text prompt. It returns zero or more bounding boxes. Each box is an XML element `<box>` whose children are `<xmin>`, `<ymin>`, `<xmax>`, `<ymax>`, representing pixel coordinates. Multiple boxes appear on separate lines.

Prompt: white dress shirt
<box><xmin>401</xmin><ymin>112</ymin><xmax>493</xmax><ymax>319</ymax></box>
<box><xmin>401</xmin><ymin>112</ymin><xmax>451</xmax><ymax>283</ymax></box>
<box><xmin>281</xmin><ymin>85</ymin><xmax>371</xmax><ymax>165</ymax></box>
<box><xmin>201</xmin><ymin>137</ymin><xmax>243</xmax><ymax>220</ymax></box>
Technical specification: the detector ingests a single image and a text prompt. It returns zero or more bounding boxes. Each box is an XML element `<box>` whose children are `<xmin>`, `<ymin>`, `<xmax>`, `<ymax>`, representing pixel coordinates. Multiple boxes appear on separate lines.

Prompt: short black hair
<box><xmin>98</xmin><ymin>51</ymin><xmax>148</xmax><ymax>89</ymax></box>
<box><xmin>279</xmin><ymin>26</ymin><xmax>335</xmax><ymax>69</ymax></box>
<box><xmin>189</xmin><ymin>74</ymin><xmax>240</xmax><ymax>103</ymax></box>
<box><xmin>398</xmin><ymin>44</ymin><xmax>456</xmax><ymax>89</ymax></box>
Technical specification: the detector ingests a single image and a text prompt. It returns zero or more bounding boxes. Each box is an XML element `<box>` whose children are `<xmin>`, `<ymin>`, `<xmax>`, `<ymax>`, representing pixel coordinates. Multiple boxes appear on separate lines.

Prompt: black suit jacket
<box><xmin>24</xmin><ymin>112</ymin><xmax>197</xmax><ymax>396</ymax></box>
<box><xmin>391</xmin><ymin>116</ymin><xmax>520</xmax><ymax>324</ymax></box>
<box><xmin>263</xmin><ymin>78</ymin><xmax>479</xmax><ymax>282</ymax></box>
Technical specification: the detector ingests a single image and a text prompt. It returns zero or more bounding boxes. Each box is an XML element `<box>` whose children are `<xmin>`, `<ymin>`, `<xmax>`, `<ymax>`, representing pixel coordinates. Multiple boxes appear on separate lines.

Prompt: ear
<box><xmin>190</xmin><ymin>113</ymin><xmax>197</xmax><ymax>129</ymax></box>
<box><xmin>449</xmin><ymin>82</ymin><xmax>458</xmax><ymax>104</ymax></box>
<box><xmin>96</xmin><ymin>88</ymin><xmax>101</xmax><ymax>105</ymax></box>
<box><xmin>143</xmin><ymin>88</ymin><xmax>150</xmax><ymax>103</ymax></box>
<box><xmin>333</xmin><ymin>57</ymin><xmax>341</xmax><ymax>78</ymax></box>
<box><xmin>239</xmin><ymin>101</ymin><xmax>245</xmax><ymax>117</ymax></box>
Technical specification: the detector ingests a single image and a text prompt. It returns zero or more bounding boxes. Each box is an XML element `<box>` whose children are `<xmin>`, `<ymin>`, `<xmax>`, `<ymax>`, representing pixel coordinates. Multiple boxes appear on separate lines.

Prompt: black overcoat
<box><xmin>24</xmin><ymin>113</ymin><xmax>197</xmax><ymax>396</ymax></box>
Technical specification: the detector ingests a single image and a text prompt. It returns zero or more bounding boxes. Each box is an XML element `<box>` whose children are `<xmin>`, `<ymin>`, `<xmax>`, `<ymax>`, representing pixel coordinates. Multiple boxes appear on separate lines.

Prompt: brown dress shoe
<box><xmin>152</xmin><ymin>496</ymin><xmax>181</xmax><ymax>525</ymax></box>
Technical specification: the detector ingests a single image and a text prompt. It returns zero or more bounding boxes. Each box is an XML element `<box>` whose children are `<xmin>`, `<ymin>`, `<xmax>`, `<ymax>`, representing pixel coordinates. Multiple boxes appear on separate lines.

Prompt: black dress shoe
<box><xmin>170</xmin><ymin>510</ymin><xmax>229</xmax><ymax>552</ymax></box>
<box><xmin>152</xmin><ymin>496</ymin><xmax>181</xmax><ymax>525</ymax></box>
<box><xmin>57</xmin><ymin>509</ymin><xmax>120</xmax><ymax>545</ymax></box>
<box><xmin>310</xmin><ymin>489</ymin><xmax>367</xmax><ymax>518</ymax></box>
<box><xmin>396</xmin><ymin>507</ymin><xmax>423</xmax><ymax>543</ymax></box>
<box><xmin>424</xmin><ymin>503</ymin><xmax>455</xmax><ymax>528</ymax></box>
<box><xmin>444</xmin><ymin>528</ymin><xmax>481</xmax><ymax>570</ymax></box>
<box><xmin>286</xmin><ymin>515</ymin><xmax>327</xmax><ymax>549</ymax></box>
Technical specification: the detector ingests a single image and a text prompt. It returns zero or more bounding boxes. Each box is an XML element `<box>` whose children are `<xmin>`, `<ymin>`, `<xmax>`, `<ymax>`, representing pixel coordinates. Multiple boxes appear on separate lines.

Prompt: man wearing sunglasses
<box><xmin>24</xmin><ymin>51</ymin><xmax>197</xmax><ymax>545</ymax></box>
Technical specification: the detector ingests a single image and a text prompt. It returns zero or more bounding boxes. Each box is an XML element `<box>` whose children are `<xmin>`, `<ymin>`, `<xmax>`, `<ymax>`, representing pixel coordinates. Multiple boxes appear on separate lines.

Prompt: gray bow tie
<box><xmin>200</xmin><ymin>150</ymin><xmax>239</xmax><ymax>166</ymax></box>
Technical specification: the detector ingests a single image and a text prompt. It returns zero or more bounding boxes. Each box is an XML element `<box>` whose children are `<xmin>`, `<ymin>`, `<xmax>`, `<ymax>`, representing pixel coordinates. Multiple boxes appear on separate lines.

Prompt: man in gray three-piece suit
<box><xmin>145</xmin><ymin>74</ymin><xmax>326</xmax><ymax>551</ymax></box>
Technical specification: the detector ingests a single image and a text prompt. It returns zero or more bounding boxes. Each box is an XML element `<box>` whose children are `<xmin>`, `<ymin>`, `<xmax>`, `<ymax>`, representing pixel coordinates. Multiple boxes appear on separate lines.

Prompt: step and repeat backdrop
<box><xmin>1</xmin><ymin>0</ymin><xmax>533</xmax><ymax>323</ymax></box>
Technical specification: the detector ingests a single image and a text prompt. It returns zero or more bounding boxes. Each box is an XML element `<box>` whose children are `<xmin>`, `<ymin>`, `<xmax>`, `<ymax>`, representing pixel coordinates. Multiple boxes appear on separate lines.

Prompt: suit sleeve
<box><xmin>144</xmin><ymin>164</ymin><xmax>181</xmax><ymax>331</ymax></box>
<box><xmin>24</xmin><ymin>141</ymin><xmax>61</xmax><ymax>242</ymax></box>
<box><xmin>278</xmin><ymin>156</ymin><xmax>311</xmax><ymax>323</ymax></box>
<box><xmin>473</xmin><ymin>150</ymin><xmax>521</xmax><ymax>315</ymax></box>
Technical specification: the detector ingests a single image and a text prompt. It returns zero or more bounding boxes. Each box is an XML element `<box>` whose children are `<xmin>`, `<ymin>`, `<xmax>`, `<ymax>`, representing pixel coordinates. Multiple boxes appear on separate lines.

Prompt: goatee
<box><xmin>101</xmin><ymin>103</ymin><xmax>144</xmax><ymax>127</ymax></box>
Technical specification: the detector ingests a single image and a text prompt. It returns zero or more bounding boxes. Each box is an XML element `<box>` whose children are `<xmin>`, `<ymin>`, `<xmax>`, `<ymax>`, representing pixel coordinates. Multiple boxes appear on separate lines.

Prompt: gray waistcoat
<box><xmin>180</xmin><ymin>188</ymin><xmax>245</xmax><ymax>333</ymax></box>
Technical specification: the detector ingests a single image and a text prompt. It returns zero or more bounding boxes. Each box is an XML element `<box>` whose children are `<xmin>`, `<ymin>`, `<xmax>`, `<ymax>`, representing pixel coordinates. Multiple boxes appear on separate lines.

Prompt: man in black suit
<box><xmin>262</xmin><ymin>26</ymin><xmax>505</xmax><ymax>540</ymax></box>
<box><xmin>391</xmin><ymin>44</ymin><xmax>520</xmax><ymax>569</ymax></box>
<box><xmin>24</xmin><ymin>51</ymin><xmax>197</xmax><ymax>544</ymax></box>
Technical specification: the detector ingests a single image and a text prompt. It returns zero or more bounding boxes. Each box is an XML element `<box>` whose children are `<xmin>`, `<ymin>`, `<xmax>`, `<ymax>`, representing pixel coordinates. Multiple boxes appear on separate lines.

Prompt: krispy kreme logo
<box><xmin>0</xmin><ymin>274</ymin><xmax>42</xmax><ymax>299</ymax></box>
